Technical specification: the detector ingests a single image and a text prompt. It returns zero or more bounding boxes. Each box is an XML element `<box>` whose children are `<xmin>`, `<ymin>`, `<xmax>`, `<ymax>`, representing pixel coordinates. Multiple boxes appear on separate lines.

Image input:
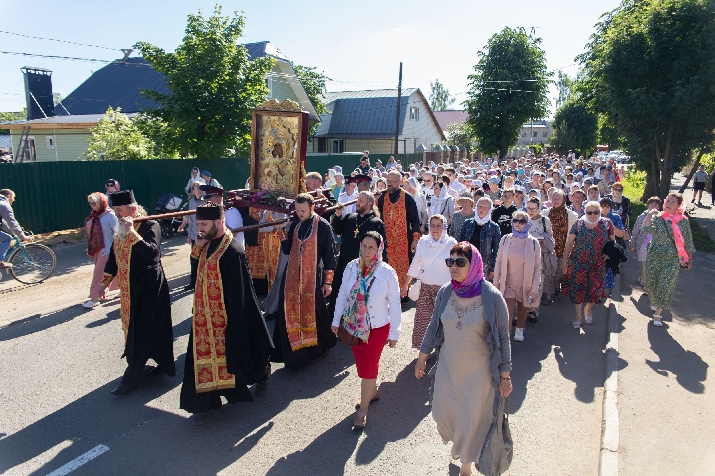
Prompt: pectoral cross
<box><xmin>354</xmin><ymin>228</ymin><xmax>359</xmax><ymax>238</ymax></box>
<box><xmin>389</xmin><ymin>210</ymin><xmax>394</xmax><ymax>219</ymax></box>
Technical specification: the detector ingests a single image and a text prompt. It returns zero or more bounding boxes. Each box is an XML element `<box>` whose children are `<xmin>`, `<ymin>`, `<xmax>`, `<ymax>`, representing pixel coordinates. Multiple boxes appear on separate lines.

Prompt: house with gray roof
<box><xmin>1</xmin><ymin>41</ymin><xmax>319</xmax><ymax>162</ymax></box>
<box><xmin>311</xmin><ymin>89</ymin><xmax>445</xmax><ymax>154</ymax></box>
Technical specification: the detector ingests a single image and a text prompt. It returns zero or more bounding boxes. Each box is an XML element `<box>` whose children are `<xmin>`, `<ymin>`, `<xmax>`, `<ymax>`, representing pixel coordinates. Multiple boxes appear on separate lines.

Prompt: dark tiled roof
<box><xmin>432</xmin><ymin>110</ymin><xmax>469</xmax><ymax>131</ymax></box>
<box><xmin>323</xmin><ymin>88</ymin><xmax>418</xmax><ymax>104</ymax></box>
<box><xmin>57</xmin><ymin>41</ymin><xmax>289</xmax><ymax>116</ymax></box>
<box><xmin>327</xmin><ymin>96</ymin><xmax>409</xmax><ymax>136</ymax></box>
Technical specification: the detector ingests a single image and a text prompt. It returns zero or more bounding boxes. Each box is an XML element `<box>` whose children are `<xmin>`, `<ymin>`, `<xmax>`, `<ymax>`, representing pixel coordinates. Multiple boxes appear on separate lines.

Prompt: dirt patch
<box><xmin>33</xmin><ymin>228</ymin><xmax>87</xmax><ymax>248</ymax></box>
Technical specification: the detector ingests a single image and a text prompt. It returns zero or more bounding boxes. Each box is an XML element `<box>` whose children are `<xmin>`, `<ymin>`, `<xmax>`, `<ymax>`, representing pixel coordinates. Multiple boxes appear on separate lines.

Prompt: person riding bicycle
<box><xmin>0</xmin><ymin>189</ymin><xmax>33</xmax><ymax>269</ymax></box>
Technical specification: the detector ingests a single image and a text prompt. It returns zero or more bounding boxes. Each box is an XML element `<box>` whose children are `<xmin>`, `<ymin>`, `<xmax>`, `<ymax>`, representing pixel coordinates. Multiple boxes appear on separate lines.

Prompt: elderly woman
<box><xmin>458</xmin><ymin>196</ymin><xmax>500</xmax><ymax>280</ymax></box>
<box><xmin>83</xmin><ymin>192</ymin><xmax>118</xmax><ymax>308</ymax></box>
<box><xmin>333</xmin><ymin>231</ymin><xmax>401</xmax><ymax>429</ymax></box>
<box><xmin>401</xmin><ymin>215</ymin><xmax>458</xmax><ymax>348</ymax></box>
<box><xmin>630</xmin><ymin>196</ymin><xmax>663</xmax><ymax>288</ymax></box>
<box><xmin>177</xmin><ymin>182</ymin><xmax>205</xmax><ymax>290</ymax></box>
<box><xmin>375</xmin><ymin>177</ymin><xmax>388</xmax><ymax>192</ymax></box>
<box><xmin>184</xmin><ymin>167</ymin><xmax>204</xmax><ymax>196</ymax></box>
<box><xmin>449</xmin><ymin>191</ymin><xmax>476</xmax><ymax>239</ymax></box>
<box><xmin>405</xmin><ymin>177</ymin><xmax>429</xmax><ymax>233</ymax></box>
<box><xmin>430</xmin><ymin>181</ymin><xmax>455</xmax><ymax>227</ymax></box>
<box><xmin>641</xmin><ymin>193</ymin><xmax>695</xmax><ymax>326</ymax></box>
<box><xmin>525</xmin><ymin>197</ymin><xmax>554</xmax><ymax>322</ymax></box>
<box><xmin>416</xmin><ymin>242</ymin><xmax>512</xmax><ymax>476</ymax></box>
<box><xmin>543</xmin><ymin>189</ymin><xmax>577</xmax><ymax>305</ymax></box>
<box><xmin>493</xmin><ymin>211</ymin><xmax>542</xmax><ymax>341</ymax></box>
<box><xmin>561</xmin><ymin>201</ymin><xmax>616</xmax><ymax>328</ymax></box>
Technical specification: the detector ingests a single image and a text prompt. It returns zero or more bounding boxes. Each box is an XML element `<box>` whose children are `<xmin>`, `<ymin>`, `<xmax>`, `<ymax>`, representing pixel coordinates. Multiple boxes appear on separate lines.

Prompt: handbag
<box><xmin>338</xmin><ymin>275</ymin><xmax>377</xmax><ymax>347</ymax></box>
<box><xmin>476</xmin><ymin>395</ymin><xmax>513</xmax><ymax>476</ymax></box>
<box><xmin>408</xmin><ymin>240</ymin><xmax>452</xmax><ymax>301</ymax></box>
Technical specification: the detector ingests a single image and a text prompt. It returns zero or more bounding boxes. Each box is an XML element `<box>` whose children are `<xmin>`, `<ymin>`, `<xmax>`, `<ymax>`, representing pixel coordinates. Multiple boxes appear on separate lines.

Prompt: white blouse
<box><xmin>332</xmin><ymin>260</ymin><xmax>402</xmax><ymax>341</ymax></box>
<box><xmin>407</xmin><ymin>236</ymin><xmax>457</xmax><ymax>286</ymax></box>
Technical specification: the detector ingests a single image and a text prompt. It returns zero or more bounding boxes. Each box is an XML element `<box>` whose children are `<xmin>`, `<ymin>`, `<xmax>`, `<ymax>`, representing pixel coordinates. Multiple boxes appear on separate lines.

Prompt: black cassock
<box><xmin>104</xmin><ymin>220</ymin><xmax>174</xmax><ymax>381</ymax></box>
<box><xmin>329</xmin><ymin>211</ymin><xmax>386</xmax><ymax>315</ymax></box>
<box><xmin>270</xmin><ymin>216</ymin><xmax>337</xmax><ymax>369</ymax></box>
<box><xmin>180</xmin><ymin>236</ymin><xmax>274</xmax><ymax>414</ymax></box>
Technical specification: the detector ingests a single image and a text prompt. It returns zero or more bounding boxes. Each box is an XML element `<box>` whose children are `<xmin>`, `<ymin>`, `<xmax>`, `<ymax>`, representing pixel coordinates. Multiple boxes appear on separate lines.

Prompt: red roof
<box><xmin>432</xmin><ymin>110</ymin><xmax>469</xmax><ymax>131</ymax></box>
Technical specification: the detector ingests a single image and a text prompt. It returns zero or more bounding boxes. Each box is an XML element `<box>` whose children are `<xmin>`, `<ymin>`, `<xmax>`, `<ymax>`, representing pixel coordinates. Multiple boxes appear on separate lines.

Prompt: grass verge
<box><xmin>689</xmin><ymin>218</ymin><xmax>715</xmax><ymax>253</ymax></box>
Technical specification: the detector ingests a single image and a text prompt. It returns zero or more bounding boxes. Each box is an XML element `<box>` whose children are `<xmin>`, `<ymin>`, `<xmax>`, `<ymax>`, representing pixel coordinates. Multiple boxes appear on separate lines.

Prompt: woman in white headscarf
<box><xmin>184</xmin><ymin>167</ymin><xmax>204</xmax><ymax>195</ymax></box>
<box><xmin>401</xmin><ymin>214</ymin><xmax>458</xmax><ymax>348</ymax></box>
<box><xmin>405</xmin><ymin>176</ymin><xmax>429</xmax><ymax>233</ymax></box>
<box><xmin>430</xmin><ymin>182</ymin><xmax>455</xmax><ymax>227</ymax></box>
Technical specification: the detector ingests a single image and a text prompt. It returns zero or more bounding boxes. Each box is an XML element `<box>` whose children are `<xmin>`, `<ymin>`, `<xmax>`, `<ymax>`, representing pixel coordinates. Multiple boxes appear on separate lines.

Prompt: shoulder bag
<box><xmin>476</xmin><ymin>395</ymin><xmax>513</xmax><ymax>476</ymax></box>
<box><xmin>338</xmin><ymin>275</ymin><xmax>377</xmax><ymax>347</ymax></box>
<box><xmin>408</xmin><ymin>240</ymin><xmax>452</xmax><ymax>301</ymax></box>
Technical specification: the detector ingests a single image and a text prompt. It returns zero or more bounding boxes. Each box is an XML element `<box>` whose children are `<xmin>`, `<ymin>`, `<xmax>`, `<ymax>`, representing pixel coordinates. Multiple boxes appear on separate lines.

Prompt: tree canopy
<box><xmin>429</xmin><ymin>78</ymin><xmax>455</xmax><ymax>111</ymax></box>
<box><xmin>550</xmin><ymin>100</ymin><xmax>598</xmax><ymax>157</ymax></box>
<box><xmin>134</xmin><ymin>7</ymin><xmax>273</xmax><ymax>159</ymax></box>
<box><xmin>464</xmin><ymin>27</ymin><xmax>551</xmax><ymax>159</ymax></box>
<box><xmin>578</xmin><ymin>0</ymin><xmax>715</xmax><ymax>198</ymax></box>
<box><xmin>292</xmin><ymin>64</ymin><xmax>331</xmax><ymax>137</ymax></box>
<box><xmin>446</xmin><ymin>122</ymin><xmax>476</xmax><ymax>153</ymax></box>
<box><xmin>84</xmin><ymin>107</ymin><xmax>155</xmax><ymax>161</ymax></box>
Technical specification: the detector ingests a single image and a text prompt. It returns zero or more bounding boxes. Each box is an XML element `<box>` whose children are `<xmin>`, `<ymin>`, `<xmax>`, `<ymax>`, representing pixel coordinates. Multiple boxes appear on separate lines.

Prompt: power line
<box><xmin>0</xmin><ymin>30</ymin><xmax>119</xmax><ymax>51</ymax></box>
<box><xmin>0</xmin><ymin>50</ymin><xmax>114</xmax><ymax>63</ymax></box>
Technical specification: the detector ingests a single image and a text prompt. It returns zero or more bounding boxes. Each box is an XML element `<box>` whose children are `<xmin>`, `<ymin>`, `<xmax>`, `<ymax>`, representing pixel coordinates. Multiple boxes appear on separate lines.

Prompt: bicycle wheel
<box><xmin>8</xmin><ymin>243</ymin><xmax>57</xmax><ymax>284</ymax></box>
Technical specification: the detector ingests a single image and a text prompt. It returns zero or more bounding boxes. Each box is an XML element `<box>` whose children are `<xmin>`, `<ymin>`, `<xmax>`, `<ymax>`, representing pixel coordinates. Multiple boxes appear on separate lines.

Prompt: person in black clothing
<box><xmin>180</xmin><ymin>203</ymin><xmax>274</xmax><ymax>425</ymax></box>
<box><xmin>353</xmin><ymin>151</ymin><xmax>371</xmax><ymax>175</ymax></box>
<box><xmin>101</xmin><ymin>190</ymin><xmax>175</xmax><ymax>396</ymax></box>
<box><xmin>492</xmin><ymin>188</ymin><xmax>518</xmax><ymax>237</ymax></box>
<box><xmin>330</xmin><ymin>191</ymin><xmax>386</xmax><ymax>315</ymax></box>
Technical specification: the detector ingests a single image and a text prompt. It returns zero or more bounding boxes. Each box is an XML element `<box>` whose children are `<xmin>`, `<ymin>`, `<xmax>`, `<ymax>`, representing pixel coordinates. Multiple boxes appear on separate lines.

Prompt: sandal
<box><xmin>353</xmin><ymin>414</ymin><xmax>367</xmax><ymax>429</ymax></box>
<box><xmin>653</xmin><ymin>314</ymin><xmax>663</xmax><ymax>327</ymax></box>
<box><xmin>541</xmin><ymin>297</ymin><xmax>553</xmax><ymax>306</ymax></box>
<box><xmin>355</xmin><ymin>392</ymin><xmax>380</xmax><ymax>409</ymax></box>
<box><xmin>572</xmin><ymin>320</ymin><xmax>581</xmax><ymax>329</ymax></box>
<box><xmin>528</xmin><ymin>310</ymin><xmax>538</xmax><ymax>323</ymax></box>
<box><xmin>585</xmin><ymin>314</ymin><xmax>593</xmax><ymax>325</ymax></box>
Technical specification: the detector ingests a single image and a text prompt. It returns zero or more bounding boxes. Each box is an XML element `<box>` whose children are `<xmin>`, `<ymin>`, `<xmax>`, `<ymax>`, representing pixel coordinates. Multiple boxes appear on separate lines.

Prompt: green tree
<box><xmin>464</xmin><ymin>27</ymin><xmax>551</xmax><ymax>159</ymax></box>
<box><xmin>597</xmin><ymin>114</ymin><xmax>621</xmax><ymax>150</ymax></box>
<box><xmin>84</xmin><ymin>107</ymin><xmax>155</xmax><ymax>161</ymax></box>
<box><xmin>0</xmin><ymin>110</ymin><xmax>26</xmax><ymax>135</ymax></box>
<box><xmin>446</xmin><ymin>122</ymin><xmax>476</xmax><ymax>154</ymax></box>
<box><xmin>554</xmin><ymin>71</ymin><xmax>573</xmax><ymax>111</ymax></box>
<box><xmin>429</xmin><ymin>78</ymin><xmax>455</xmax><ymax>111</ymax></box>
<box><xmin>578</xmin><ymin>0</ymin><xmax>715</xmax><ymax>198</ymax></box>
<box><xmin>550</xmin><ymin>100</ymin><xmax>598</xmax><ymax>156</ymax></box>
<box><xmin>134</xmin><ymin>7</ymin><xmax>274</xmax><ymax>159</ymax></box>
<box><xmin>292</xmin><ymin>64</ymin><xmax>331</xmax><ymax>137</ymax></box>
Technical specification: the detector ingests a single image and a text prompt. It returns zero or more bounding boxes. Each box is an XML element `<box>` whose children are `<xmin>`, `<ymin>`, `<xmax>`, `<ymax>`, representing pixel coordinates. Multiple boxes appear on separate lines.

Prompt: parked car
<box><xmin>617</xmin><ymin>154</ymin><xmax>630</xmax><ymax>164</ymax></box>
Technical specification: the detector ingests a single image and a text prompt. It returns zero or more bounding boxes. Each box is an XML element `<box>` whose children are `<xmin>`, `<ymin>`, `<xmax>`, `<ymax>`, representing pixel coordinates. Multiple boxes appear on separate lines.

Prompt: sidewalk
<box><xmin>675</xmin><ymin>172</ymin><xmax>715</xmax><ymax>243</ymax></box>
<box><xmin>610</xmin><ymin>173</ymin><xmax>715</xmax><ymax>475</ymax></box>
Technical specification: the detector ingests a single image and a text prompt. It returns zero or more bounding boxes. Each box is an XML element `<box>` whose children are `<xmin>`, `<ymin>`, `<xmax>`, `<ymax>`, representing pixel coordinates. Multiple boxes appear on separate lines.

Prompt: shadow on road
<box><xmin>645</xmin><ymin>323</ymin><xmax>708</xmax><ymax>394</ymax></box>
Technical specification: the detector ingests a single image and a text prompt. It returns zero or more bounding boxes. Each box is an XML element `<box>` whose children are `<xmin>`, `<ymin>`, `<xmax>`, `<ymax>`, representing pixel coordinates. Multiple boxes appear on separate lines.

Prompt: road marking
<box><xmin>46</xmin><ymin>444</ymin><xmax>109</xmax><ymax>476</ymax></box>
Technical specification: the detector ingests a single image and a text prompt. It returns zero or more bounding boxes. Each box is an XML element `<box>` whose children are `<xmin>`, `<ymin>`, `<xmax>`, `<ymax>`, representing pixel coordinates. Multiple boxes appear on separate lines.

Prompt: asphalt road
<box><xmin>0</xmin><ymin>275</ymin><xmax>608</xmax><ymax>476</ymax></box>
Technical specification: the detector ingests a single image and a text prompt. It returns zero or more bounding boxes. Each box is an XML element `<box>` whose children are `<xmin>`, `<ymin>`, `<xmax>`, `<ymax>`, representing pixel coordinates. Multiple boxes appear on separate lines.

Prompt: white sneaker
<box><xmin>514</xmin><ymin>328</ymin><xmax>525</xmax><ymax>342</ymax></box>
<box><xmin>650</xmin><ymin>305</ymin><xmax>657</xmax><ymax>311</ymax></box>
<box><xmin>82</xmin><ymin>300</ymin><xmax>97</xmax><ymax>309</ymax></box>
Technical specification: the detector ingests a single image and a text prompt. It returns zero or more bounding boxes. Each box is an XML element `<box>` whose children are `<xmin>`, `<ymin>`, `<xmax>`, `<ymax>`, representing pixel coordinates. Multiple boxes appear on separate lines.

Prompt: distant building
<box><xmin>517</xmin><ymin>120</ymin><xmax>552</xmax><ymax>145</ymax></box>
<box><xmin>432</xmin><ymin>110</ymin><xmax>469</xmax><ymax>136</ymax></box>
<box><xmin>312</xmin><ymin>89</ymin><xmax>445</xmax><ymax>154</ymax></box>
<box><xmin>1</xmin><ymin>41</ymin><xmax>318</xmax><ymax>162</ymax></box>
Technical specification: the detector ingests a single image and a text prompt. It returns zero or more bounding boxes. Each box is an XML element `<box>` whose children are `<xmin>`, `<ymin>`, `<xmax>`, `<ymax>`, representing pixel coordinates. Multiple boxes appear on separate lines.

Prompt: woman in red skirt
<box><xmin>333</xmin><ymin>231</ymin><xmax>402</xmax><ymax>429</ymax></box>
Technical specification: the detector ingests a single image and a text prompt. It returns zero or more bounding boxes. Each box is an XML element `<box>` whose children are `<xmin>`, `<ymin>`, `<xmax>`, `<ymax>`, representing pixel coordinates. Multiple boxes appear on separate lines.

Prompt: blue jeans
<box><xmin>0</xmin><ymin>231</ymin><xmax>12</xmax><ymax>260</ymax></box>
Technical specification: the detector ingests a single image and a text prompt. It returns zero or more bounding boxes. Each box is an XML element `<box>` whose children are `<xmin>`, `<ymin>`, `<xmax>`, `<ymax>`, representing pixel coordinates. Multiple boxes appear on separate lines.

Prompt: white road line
<box><xmin>46</xmin><ymin>444</ymin><xmax>109</xmax><ymax>476</ymax></box>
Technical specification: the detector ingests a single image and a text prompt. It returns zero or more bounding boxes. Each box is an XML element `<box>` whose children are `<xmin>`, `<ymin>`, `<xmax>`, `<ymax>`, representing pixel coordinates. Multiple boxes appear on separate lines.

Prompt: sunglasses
<box><xmin>445</xmin><ymin>257</ymin><xmax>469</xmax><ymax>268</ymax></box>
<box><xmin>512</xmin><ymin>219</ymin><xmax>527</xmax><ymax>224</ymax></box>
<box><xmin>586</xmin><ymin>211</ymin><xmax>600</xmax><ymax>215</ymax></box>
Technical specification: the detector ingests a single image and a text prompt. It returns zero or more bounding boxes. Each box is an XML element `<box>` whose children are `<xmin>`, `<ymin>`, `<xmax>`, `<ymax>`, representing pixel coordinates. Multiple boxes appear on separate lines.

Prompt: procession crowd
<box><xmin>0</xmin><ymin>150</ymin><xmax>702</xmax><ymax>476</ymax></box>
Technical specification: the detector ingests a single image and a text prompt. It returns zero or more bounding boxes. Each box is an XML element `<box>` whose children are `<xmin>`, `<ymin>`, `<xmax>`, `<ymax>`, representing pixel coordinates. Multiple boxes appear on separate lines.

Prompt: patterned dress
<box><xmin>642</xmin><ymin>216</ymin><xmax>695</xmax><ymax>309</ymax></box>
<box><xmin>565</xmin><ymin>218</ymin><xmax>614</xmax><ymax>304</ymax></box>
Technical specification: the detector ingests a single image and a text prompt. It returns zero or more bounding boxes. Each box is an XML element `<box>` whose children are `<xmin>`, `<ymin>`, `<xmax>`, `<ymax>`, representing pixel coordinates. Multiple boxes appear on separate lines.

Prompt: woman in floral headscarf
<box><xmin>332</xmin><ymin>231</ymin><xmax>401</xmax><ymax>430</ymax></box>
<box><xmin>83</xmin><ymin>192</ymin><xmax>118</xmax><ymax>308</ymax></box>
<box><xmin>416</xmin><ymin>242</ymin><xmax>512</xmax><ymax>476</ymax></box>
<box><xmin>641</xmin><ymin>192</ymin><xmax>695</xmax><ymax>327</ymax></box>
<box><xmin>402</xmin><ymin>214</ymin><xmax>458</xmax><ymax>348</ymax></box>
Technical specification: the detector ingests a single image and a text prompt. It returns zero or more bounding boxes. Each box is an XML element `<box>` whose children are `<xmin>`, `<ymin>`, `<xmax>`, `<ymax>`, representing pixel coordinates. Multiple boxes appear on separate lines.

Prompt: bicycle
<box><xmin>1</xmin><ymin>233</ymin><xmax>56</xmax><ymax>284</ymax></box>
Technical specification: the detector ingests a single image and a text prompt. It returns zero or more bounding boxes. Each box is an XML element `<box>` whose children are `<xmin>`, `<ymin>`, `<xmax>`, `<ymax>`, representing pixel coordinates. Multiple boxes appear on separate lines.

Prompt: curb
<box><xmin>599</xmin><ymin>275</ymin><xmax>621</xmax><ymax>476</ymax></box>
<box><xmin>0</xmin><ymin>271</ymin><xmax>189</xmax><ymax>329</ymax></box>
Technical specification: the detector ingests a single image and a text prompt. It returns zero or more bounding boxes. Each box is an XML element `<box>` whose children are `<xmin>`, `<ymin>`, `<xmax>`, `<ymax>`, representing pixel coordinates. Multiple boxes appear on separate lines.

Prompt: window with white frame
<box><xmin>46</xmin><ymin>136</ymin><xmax>55</xmax><ymax>149</ymax></box>
<box><xmin>265</xmin><ymin>77</ymin><xmax>272</xmax><ymax>99</ymax></box>
<box><xmin>331</xmin><ymin>139</ymin><xmax>344</xmax><ymax>153</ymax></box>
<box><xmin>410</xmin><ymin>107</ymin><xmax>419</xmax><ymax>121</ymax></box>
<box><xmin>543</xmin><ymin>131</ymin><xmax>548</xmax><ymax>137</ymax></box>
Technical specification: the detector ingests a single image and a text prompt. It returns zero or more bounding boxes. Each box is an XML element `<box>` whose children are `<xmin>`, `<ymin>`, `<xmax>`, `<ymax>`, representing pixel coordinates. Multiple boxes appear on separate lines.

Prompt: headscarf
<box><xmin>424</xmin><ymin>214</ymin><xmax>449</xmax><ymax>248</ymax></box>
<box><xmin>407</xmin><ymin>176</ymin><xmax>421</xmax><ymax>194</ymax></box>
<box><xmin>85</xmin><ymin>193</ymin><xmax>109</xmax><ymax>258</ymax></box>
<box><xmin>341</xmin><ymin>231</ymin><xmax>385</xmax><ymax>342</ymax></box>
<box><xmin>474</xmin><ymin>197</ymin><xmax>493</xmax><ymax>225</ymax></box>
<box><xmin>451</xmin><ymin>242</ymin><xmax>484</xmax><ymax>298</ymax></box>
<box><xmin>512</xmin><ymin>219</ymin><xmax>531</xmax><ymax>238</ymax></box>
<box><xmin>661</xmin><ymin>200</ymin><xmax>689</xmax><ymax>265</ymax></box>
<box><xmin>430</xmin><ymin>183</ymin><xmax>451</xmax><ymax>216</ymax></box>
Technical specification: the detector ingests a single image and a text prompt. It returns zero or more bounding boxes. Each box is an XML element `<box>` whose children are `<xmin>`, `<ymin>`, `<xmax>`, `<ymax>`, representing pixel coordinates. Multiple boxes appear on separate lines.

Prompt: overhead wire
<box><xmin>0</xmin><ymin>30</ymin><xmax>119</xmax><ymax>51</ymax></box>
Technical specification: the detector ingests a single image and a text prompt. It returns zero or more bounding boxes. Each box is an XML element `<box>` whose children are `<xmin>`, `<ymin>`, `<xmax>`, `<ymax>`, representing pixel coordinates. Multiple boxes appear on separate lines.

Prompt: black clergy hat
<box><xmin>195</xmin><ymin>203</ymin><xmax>224</xmax><ymax>220</ymax></box>
<box><xmin>199</xmin><ymin>184</ymin><xmax>224</xmax><ymax>198</ymax></box>
<box><xmin>110</xmin><ymin>190</ymin><xmax>136</xmax><ymax>207</ymax></box>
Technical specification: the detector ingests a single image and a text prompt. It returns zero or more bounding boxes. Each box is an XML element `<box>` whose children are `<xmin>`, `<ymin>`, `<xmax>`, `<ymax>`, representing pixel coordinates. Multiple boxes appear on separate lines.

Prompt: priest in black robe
<box><xmin>329</xmin><ymin>191</ymin><xmax>386</xmax><ymax>316</ymax></box>
<box><xmin>270</xmin><ymin>193</ymin><xmax>337</xmax><ymax>369</ymax></box>
<box><xmin>101</xmin><ymin>190</ymin><xmax>175</xmax><ymax>395</ymax></box>
<box><xmin>180</xmin><ymin>203</ymin><xmax>274</xmax><ymax>425</ymax></box>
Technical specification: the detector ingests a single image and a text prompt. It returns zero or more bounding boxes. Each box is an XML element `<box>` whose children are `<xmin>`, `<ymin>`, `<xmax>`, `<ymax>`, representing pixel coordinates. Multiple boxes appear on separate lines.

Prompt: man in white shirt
<box><xmin>421</xmin><ymin>172</ymin><xmax>436</xmax><ymax>209</ymax></box>
<box><xmin>338</xmin><ymin>177</ymin><xmax>359</xmax><ymax>215</ymax></box>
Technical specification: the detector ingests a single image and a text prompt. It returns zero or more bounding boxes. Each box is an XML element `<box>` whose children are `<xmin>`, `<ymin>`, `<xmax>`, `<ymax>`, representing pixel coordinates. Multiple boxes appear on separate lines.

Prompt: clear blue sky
<box><xmin>0</xmin><ymin>0</ymin><xmax>622</xmax><ymax>116</ymax></box>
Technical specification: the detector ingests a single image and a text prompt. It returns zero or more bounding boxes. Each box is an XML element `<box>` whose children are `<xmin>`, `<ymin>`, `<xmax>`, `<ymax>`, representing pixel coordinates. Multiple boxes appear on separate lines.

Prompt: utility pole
<box><xmin>394</xmin><ymin>62</ymin><xmax>402</xmax><ymax>156</ymax></box>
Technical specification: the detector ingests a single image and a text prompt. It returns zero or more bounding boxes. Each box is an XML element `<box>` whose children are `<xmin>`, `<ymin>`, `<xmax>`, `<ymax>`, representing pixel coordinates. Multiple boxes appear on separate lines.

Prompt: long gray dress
<box><xmin>432</xmin><ymin>292</ymin><xmax>496</xmax><ymax>464</ymax></box>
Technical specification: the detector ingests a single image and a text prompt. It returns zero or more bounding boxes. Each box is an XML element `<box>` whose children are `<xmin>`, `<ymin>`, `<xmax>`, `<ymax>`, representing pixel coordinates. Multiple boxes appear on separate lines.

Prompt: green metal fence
<box><xmin>0</xmin><ymin>153</ymin><xmax>426</xmax><ymax>234</ymax></box>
